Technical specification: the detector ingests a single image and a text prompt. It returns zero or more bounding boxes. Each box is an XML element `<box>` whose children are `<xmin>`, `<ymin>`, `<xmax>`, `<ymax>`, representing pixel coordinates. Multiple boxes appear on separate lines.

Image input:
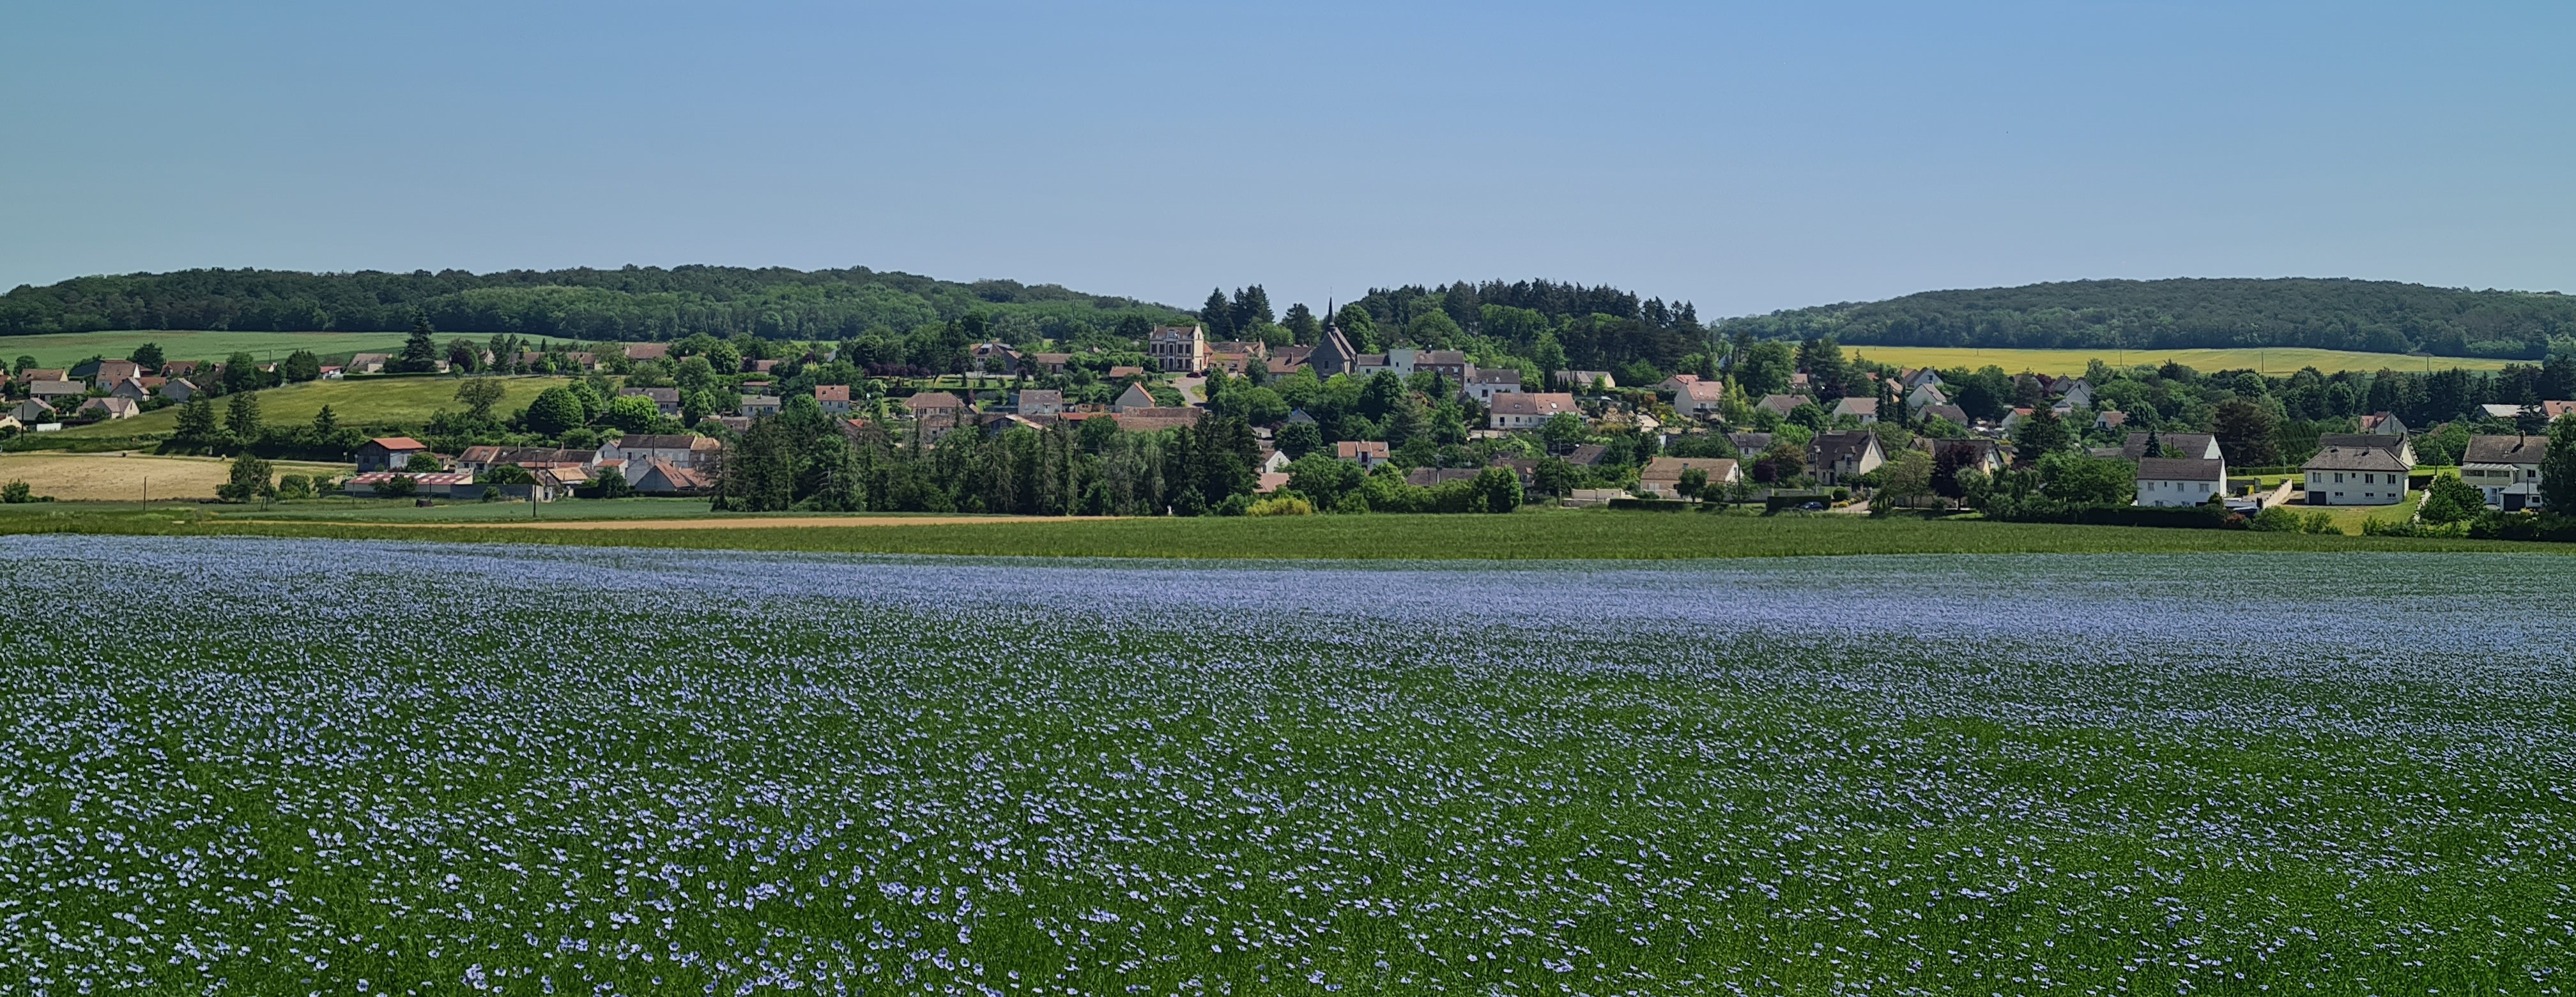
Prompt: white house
<box><xmin>2134</xmin><ymin>457</ymin><xmax>2227</xmax><ymax>507</ymax></box>
<box><xmin>739</xmin><ymin>395</ymin><xmax>782</xmax><ymax>418</ymax></box>
<box><xmin>1905</xmin><ymin>382</ymin><xmax>1949</xmax><ymax>413</ymax></box>
<box><xmin>1488</xmin><ymin>392</ymin><xmax>1580</xmax><ymax>430</ymax></box>
<box><xmin>2462</xmin><ymin>434</ymin><xmax>2547</xmax><ymax>511</ymax></box>
<box><xmin>1462</xmin><ymin>369</ymin><xmax>1524</xmax><ymax>405</ymax></box>
<box><xmin>1636</xmin><ymin>457</ymin><xmax>1739</xmax><ymax>499</ymax></box>
<box><xmin>2301</xmin><ymin>445</ymin><xmax>2409</xmax><ymax>506</ymax></box>
<box><xmin>1148</xmin><ymin>324</ymin><xmax>1208</xmax><ymax>373</ymax></box>
<box><xmin>599</xmin><ymin>434</ymin><xmax>723</xmax><ymax>473</ymax></box>
<box><xmin>1334</xmin><ymin>440</ymin><xmax>1391</xmax><ymax>469</ymax></box>
<box><xmin>1676</xmin><ymin>380</ymin><xmax>1728</xmax><ymax>419</ymax></box>
<box><xmin>1828</xmin><ymin>396</ymin><xmax>1878</xmax><ymax>424</ymax></box>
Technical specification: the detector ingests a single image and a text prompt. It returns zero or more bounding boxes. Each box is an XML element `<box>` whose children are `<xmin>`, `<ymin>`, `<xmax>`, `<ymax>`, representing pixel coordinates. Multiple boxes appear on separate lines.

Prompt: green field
<box><xmin>4</xmin><ymin>536</ymin><xmax>2572</xmax><ymax>993</ymax></box>
<box><xmin>1844</xmin><ymin>344</ymin><xmax>2515</xmax><ymax>376</ymax></box>
<box><xmin>0</xmin><ymin>329</ymin><xmax>421</xmax><ymax>368</ymax></box>
<box><xmin>1</xmin><ymin>505</ymin><xmax>2554</xmax><ymax>559</ymax></box>
<box><xmin>51</xmin><ymin>374</ymin><xmax>576</xmax><ymax>438</ymax></box>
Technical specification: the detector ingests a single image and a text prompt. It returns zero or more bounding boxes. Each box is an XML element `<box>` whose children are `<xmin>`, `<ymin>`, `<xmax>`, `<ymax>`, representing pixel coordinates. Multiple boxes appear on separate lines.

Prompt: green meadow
<box><xmin>0</xmin><ymin>329</ymin><xmax>418</xmax><ymax>368</ymax></box>
<box><xmin>49</xmin><ymin>374</ymin><xmax>576</xmax><ymax>439</ymax></box>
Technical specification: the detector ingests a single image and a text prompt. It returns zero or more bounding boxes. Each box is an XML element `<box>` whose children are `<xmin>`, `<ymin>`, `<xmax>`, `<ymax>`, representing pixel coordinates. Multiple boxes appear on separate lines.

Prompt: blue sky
<box><xmin>2</xmin><ymin>1</ymin><xmax>2568</xmax><ymax>317</ymax></box>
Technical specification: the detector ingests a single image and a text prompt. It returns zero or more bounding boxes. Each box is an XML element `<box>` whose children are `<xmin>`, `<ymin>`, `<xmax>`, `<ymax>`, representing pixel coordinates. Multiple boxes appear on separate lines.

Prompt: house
<box><xmin>902</xmin><ymin>391</ymin><xmax>970</xmax><ymax>420</ymax></box>
<box><xmin>2301</xmin><ymin>445</ymin><xmax>2409</xmax><ymax>505</ymax></box>
<box><xmin>629</xmin><ymin>460</ymin><xmax>715</xmax><ymax>496</ymax></box>
<box><xmin>1489</xmin><ymin>392</ymin><xmax>1580</xmax><ymax>430</ymax></box>
<box><xmin>2094</xmin><ymin>411</ymin><xmax>2128</xmax><ymax>430</ymax></box>
<box><xmin>318</xmin><ymin>366</ymin><xmax>344</xmax><ymax>379</ymax></box>
<box><xmin>80</xmin><ymin>360</ymin><xmax>142</xmax><ymax>384</ymax></box>
<box><xmin>621</xmin><ymin>386</ymin><xmax>684</xmax><ymax>416</ymax></box>
<box><xmin>1014</xmin><ymin>389</ymin><xmax>1064</xmax><ymax>416</ymax></box>
<box><xmin>1905</xmin><ymin>382</ymin><xmax>1949</xmax><ymax>413</ymax></box>
<box><xmin>1210</xmin><ymin>340</ymin><xmax>1269</xmax><ymax>361</ymax></box>
<box><xmin>739</xmin><ymin>395</ymin><xmax>783</xmax><ymax>418</ymax></box>
<box><xmin>1413</xmin><ymin>350</ymin><xmax>1472</xmax><ymax>382</ymax></box>
<box><xmin>2462</xmin><ymin>434</ymin><xmax>2549</xmax><ymax>510</ymax></box>
<box><xmin>107</xmin><ymin>378</ymin><xmax>153</xmax><ymax>401</ymax></box>
<box><xmin>2057</xmin><ymin>380</ymin><xmax>2095</xmax><ymax>410</ymax></box>
<box><xmin>2315</xmin><ymin>433</ymin><xmax>2416</xmax><ymax>469</ymax></box>
<box><xmin>2134</xmin><ymin>457</ymin><xmax>2228</xmax><ymax>507</ymax></box>
<box><xmin>1900</xmin><ymin>368</ymin><xmax>1945</xmax><ymax>391</ymax></box>
<box><xmin>599</xmin><ymin>434</ymin><xmax>723</xmax><ymax>473</ymax></box>
<box><xmin>345</xmin><ymin>471</ymin><xmax>473</xmax><ymax>497</ymax></box>
<box><xmin>1110</xmin><ymin>383</ymin><xmax>1159</xmax><ymax>413</ymax></box>
<box><xmin>1655</xmin><ymin>374</ymin><xmax>1701</xmax><ymax>394</ymax></box>
<box><xmin>1260</xmin><ymin>448</ymin><xmax>1292</xmax><ymax>474</ymax></box>
<box><xmin>17</xmin><ymin>368</ymin><xmax>69</xmax><ymax>389</ymax></box>
<box><xmin>160</xmin><ymin>360</ymin><xmax>203</xmax><ymax>380</ymax></box>
<box><xmin>1676</xmin><ymin>380</ymin><xmax>1728</xmax><ymax>419</ymax></box>
<box><xmin>12</xmin><ymin>399</ymin><xmax>55</xmax><ymax>422</ymax></box>
<box><xmin>970</xmin><ymin>342</ymin><xmax>1022</xmax><ymax>374</ymax></box>
<box><xmin>743</xmin><ymin>358</ymin><xmax>778</xmax><ymax>376</ymax></box>
<box><xmin>1754</xmin><ymin>394</ymin><xmax>1802</xmax><ymax>418</ymax></box>
<box><xmin>1829</xmin><ymin>396</ymin><xmax>1878</xmax><ymax>424</ymax></box>
<box><xmin>808</xmin><ymin>384</ymin><xmax>852</xmax><ymax>415</ymax></box>
<box><xmin>1563</xmin><ymin>444</ymin><xmax>1609</xmax><ymax>468</ymax></box>
<box><xmin>355</xmin><ymin>436</ymin><xmax>432</xmax><ymax>472</ymax></box>
<box><xmin>624</xmin><ymin>342</ymin><xmax>671</xmax><ymax>362</ymax></box>
<box><xmin>2120</xmin><ymin>432</ymin><xmax>2222</xmax><ymax>461</ymax></box>
<box><xmin>1264</xmin><ymin>356</ymin><xmax>1305</xmax><ymax>377</ymax></box>
<box><xmin>2479</xmin><ymin>404</ymin><xmax>2526</xmax><ymax>421</ymax></box>
<box><xmin>1206</xmin><ymin>352</ymin><xmax>1252</xmax><ymax>377</ymax></box>
<box><xmin>1789</xmin><ymin>372</ymin><xmax>1812</xmax><ymax>393</ymax></box>
<box><xmin>29</xmin><ymin>380</ymin><xmax>86</xmax><ymax>403</ymax></box>
<box><xmin>1106</xmin><ymin>365</ymin><xmax>1146</xmax><ymax>381</ymax></box>
<box><xmin>1998</xmin><ymin>407</ymin><xmax>2035</xmax><ymax>432</ymax></box>
<box><xmin>77</xmin><ymin>397</ymin><xmax>140</xmax><ymax>421</ymax></box>
<box><xmin>1110</xmin><ymin>407</ymin><xmax>1204</xmax><ymax>432</ymax></box>
<box><xmin>1728</xmin><ymin>432</ymin><xmax>1775</xmax><ymax>455</ymax></box>
<box><xmin>562</xmin><ymin>351</ymin><xmax>602</xmax><ymax>372</ymax></box>
<box><xmin>1031</xmin><ymin>352</ymin><xmax>1073</xmax><ymax>374</ymax></box>
<box><xmin>1463</xmin><ymin>369</ymin><xmax>1525</xmax><ymax>404</ymax></box>
<box><xmin>1636</xmin><ymin>457</ymin><xmax>1740</xmax><ymax>499</ymax></box>
<box><xmin>1350</xmin><ymin>354</ymin><xmax>1395</xmax><ymax>379</ymax></box>
<box><xmin>348</xmin><ymin>353</ymin><xmax>390</xmax><ymax>374</ymax></box>
<box><xmin>1335</xmin><ymin>440</ymin><xmax>1392</xmax><ymax>469</ymax></box>
<box><xmin>2358</xmin><ymin>412</ymin><xmax>2409</xmax><ymax>436</ymax></box>
<box><xmin>1149</xmin><ymin>324</ymin><xmax>1208</xmax><ymax>373</ymax></box>
<box><xmin>1552</xmin><ymin>370</ymin><xmax>1615</xmax><ymax>390</ymax></box>
<box><xmin>1284</xmin><ymin>408</ymin><xmax>1316</xmax><ymax>426</ymax></box>
<box><xmin>1805</xmin><ymin>431</ymin><xmax>1886</xmax><ymax>486</ymax></box>
<box><xmin>1919</xmin><ymin>403</ymin><xmax>1971</xmax><ymax>427</ymax></box>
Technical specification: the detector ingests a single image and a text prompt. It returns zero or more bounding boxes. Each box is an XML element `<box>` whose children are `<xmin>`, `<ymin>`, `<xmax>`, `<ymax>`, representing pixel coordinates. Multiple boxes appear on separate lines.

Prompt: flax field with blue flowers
<box><xmin>3</xmin><ymin>536</ymin><xmax>2572</xmax><ymax>995</ymax></box>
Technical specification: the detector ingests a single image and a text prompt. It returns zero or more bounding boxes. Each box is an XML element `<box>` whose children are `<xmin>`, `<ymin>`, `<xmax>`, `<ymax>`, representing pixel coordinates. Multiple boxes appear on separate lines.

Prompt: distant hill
<box><xmin>0</xmin><ymin>265</ymin><xmax>1190</xmax><ymax>342</ymax></box>
<box><xmin>1718</xmin><ymin>278</ymin><xmax>2576</xmax><ymax>360</ymax></box>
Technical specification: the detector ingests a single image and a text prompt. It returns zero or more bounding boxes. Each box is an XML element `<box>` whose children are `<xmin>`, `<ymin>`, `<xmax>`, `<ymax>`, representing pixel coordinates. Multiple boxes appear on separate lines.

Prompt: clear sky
<box><xmin>2</xmin><ymin>1</ymin><xmax>2568</xmax><ymax>318</ymax></box>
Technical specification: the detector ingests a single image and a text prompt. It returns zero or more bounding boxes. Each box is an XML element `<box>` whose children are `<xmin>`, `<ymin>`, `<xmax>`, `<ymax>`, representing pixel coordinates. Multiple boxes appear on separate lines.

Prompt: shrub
<box><xmin>2247</xmin><ymin>505</ymin><xmax>2301</xmax><ymax>532</ymax></box>
<box><xmin>1</xmin><ymin>480</ymin><xmax>30</xmax><ymax>504</ymax></box>
<box><xmin>2299</xmin><ymin>510</ymin><xmax>2338</xmax><ymax>535</ymax></box>
<box><xmin>1245</xmin><ymin>496</ymin><xmax>1314</xmax><ymax>517</ymax></box>
<box><xmin>374</xmin><ymin>475</ymin><xmax>419</xmax><ymax>500</ymax></box>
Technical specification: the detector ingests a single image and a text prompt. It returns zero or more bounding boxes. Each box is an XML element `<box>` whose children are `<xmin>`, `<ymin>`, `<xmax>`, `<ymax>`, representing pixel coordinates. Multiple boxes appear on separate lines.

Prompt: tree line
<box><xmin>0</xmin><ymin>265</ymin><xmax>1188</xmax><ymax>342</ymax></box>
<box><xmin>1721</xmin><ymin>278</ymin><xmax>2576</xmax><ymax>360</ymax></box>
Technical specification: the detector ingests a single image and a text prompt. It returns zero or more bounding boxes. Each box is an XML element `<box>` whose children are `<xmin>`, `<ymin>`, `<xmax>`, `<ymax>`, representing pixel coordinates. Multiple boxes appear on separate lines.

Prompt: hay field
<box><xmin>0</xmin><ymin>452</ymin><xmax>345</xmax><ymax>500</ymax></box>
<box><xmin>1844</xmin><ymin>344</ymin><xmax>2515</xmax><ymax>376</ymax></box>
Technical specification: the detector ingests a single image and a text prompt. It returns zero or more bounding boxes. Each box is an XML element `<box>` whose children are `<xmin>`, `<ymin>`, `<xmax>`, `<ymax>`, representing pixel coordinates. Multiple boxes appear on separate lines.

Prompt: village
<box><xmin>2</xmin><ymin>321</ymin><xmax>2563</xmax><ymax>527</ymax></box>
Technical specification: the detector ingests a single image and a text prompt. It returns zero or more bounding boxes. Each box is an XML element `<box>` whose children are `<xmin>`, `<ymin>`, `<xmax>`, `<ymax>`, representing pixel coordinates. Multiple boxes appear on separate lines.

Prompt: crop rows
<box><xmin>3</xmin><ymin>538</ymin><xmax>2573</xmax><ymax>995</ymax></box>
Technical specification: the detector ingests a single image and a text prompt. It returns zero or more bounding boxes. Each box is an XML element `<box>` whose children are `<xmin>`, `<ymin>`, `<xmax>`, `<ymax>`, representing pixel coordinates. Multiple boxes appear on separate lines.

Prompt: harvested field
<box><xmin>0</xmin><ymin>452</ymin><xmax>342</xmax><ymax>501</ymax></box>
